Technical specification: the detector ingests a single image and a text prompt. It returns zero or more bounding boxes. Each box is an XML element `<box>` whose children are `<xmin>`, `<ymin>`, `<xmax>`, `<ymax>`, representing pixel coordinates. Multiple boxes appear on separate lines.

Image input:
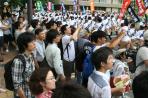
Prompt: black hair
<box><xmin>70</xmin><ymin>25</ymin><xmax>76</xmax><ymax>35</ymax></box>
<box><xmin>56</xmin><ymin>21</ymin><xmax>62</xmax><ymax>27</ymax></box>
<box><xmin>52</xmin><ymin>83</ymin><xmax>91</xmax><ymax>98</ymax></box>
<box><xmin>45</xmin><ymin>20</ymin><xmax>56</xmax><ymax>30</ymax></box>
<box><xmin>91</xmin><ymin>47</ymin><xmax>113</xmax><ymax>70</ymax></box>
<box><xmin>31</xmin><ymin>19</ymin><xmax>39</xmax><ymax>28</ymax></box>
<box><xmin>46</xmin><ymin>29</ymin><xmax>60</xmax><ymax>44</ymax></box>
<box><xmin>17</xmin><ymin>32</ymin><xmax>35</xmax><ymax>53</ymax></box>
<box><xmin>29</xmin><ymin>68</ymin><xmax>51</xmax><ymax>95</ymax></box>
<box><xmin>35</xmin><ymin>28</ymin><xmax>44</xmax><ymax>35</ymax></box>
<box><xmin>60</xmin><ymin>24</ymin><xmax>68</xmax><ymax>34</ymax></box>
<box><xmin>90</xmin><ymin>30</ymin><xmax>106</xmax><ymax>43</ymax></box>
<box><xmin>132</xmin><ymin>71</ymin><xmax>148</xmax><ymax>98</ymax></box>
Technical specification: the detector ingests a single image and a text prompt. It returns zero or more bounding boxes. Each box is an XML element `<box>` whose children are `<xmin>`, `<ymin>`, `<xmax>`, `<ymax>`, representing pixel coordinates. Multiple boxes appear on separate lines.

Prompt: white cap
<box><xmin>4</xmin><ymin>2</ymin><xmax>9</xmax><ymax>6</ymax></box>
<box><xmin>144</xmin><ymin>30</ymin><xmax>148</xmax><ymax>41</ymax></box>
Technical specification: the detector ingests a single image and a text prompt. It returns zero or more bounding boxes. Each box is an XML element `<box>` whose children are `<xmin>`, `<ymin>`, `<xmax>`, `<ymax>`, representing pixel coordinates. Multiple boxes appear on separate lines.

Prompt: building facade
<box><xmin>54</xmin><ymin>0</ymin><xmax>123</xmax><ymax>12</ymax></box>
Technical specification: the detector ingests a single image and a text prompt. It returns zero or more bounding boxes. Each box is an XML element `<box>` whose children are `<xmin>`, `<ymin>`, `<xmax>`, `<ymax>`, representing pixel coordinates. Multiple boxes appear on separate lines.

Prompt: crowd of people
<box><xmin>0</xmin><ymin>1</ymin><xmax>148</xmax><ymax>98</ymax></box>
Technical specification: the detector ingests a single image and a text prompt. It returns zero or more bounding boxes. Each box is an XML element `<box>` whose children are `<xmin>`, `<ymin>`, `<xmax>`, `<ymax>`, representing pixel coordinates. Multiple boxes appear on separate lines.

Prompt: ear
<box><xmin>101</xmin><ymin>62</ymin><xmax>105</xmax><ymax>66</ymax></box>
<box><xmin>40</xmin><ymin>81</ymin><xmax>46</xmax><ymax>87</ymax></box>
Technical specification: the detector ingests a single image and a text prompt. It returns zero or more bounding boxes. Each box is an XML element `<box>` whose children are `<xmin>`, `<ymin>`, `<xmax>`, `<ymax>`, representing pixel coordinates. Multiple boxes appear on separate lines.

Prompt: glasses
<box><xmin>46</xmin><ymin>76</ymin><xmax>55</xmax><ymax>81</ymax></box>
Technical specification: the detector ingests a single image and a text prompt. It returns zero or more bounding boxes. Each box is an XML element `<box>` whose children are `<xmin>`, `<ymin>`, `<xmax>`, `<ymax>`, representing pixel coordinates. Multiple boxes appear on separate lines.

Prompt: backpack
<box><xmin>75</xmin><ymin>39</ymin><xmax>88</xmax><ymax>72</ymax></box>
<box><xmin>82</xmin><ymin>42</ymin><xmax>95</xmax><ymax>80</ymax></box>
<box><xmin>4</xmin><ymin>55</ymin><xmax>26</xmax><ymax>91</ymax></box>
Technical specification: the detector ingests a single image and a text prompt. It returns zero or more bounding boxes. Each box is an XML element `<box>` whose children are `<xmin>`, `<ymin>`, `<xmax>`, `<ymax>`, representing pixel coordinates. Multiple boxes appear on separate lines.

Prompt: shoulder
<box><xmin>90</xmin><ymin>72</ymin><xmax>108</xmax><ymax>88</ymax></box>
<box><xmin>138</xmin><ymin>46</ymin><xmax>148</xmax><ymax>53</ymax></box>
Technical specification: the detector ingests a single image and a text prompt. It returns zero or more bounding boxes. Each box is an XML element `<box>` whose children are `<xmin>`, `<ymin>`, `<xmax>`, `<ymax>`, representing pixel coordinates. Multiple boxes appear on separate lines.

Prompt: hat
<box><xmin>4</xmin><ymin>2</ymin><xmax>9</xmax><ymax>6</ymax></box>
<box><xmin>144</xmin><ymin>30</ymin><xmax>148</xmax><ymax>41</ymax></box>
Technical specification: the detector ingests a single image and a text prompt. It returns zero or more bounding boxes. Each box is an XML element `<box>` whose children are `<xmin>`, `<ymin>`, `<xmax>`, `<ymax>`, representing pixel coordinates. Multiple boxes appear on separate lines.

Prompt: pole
<box><xmin>27</xmin><ymin>0</ymin><xmax>33</xmax><ymax>25</ymax></box>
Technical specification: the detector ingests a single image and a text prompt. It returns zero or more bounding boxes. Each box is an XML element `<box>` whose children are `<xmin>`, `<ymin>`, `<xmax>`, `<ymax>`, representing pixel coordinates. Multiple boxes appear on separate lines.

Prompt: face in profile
<box><xmin>45</xmin><ymin>71</ymin><xmax>56</xmax><ymax>90</ymax></box>
<box><xmin>26</xmin><ymin>40</ymin><xmax>36</xmax><ymax>52</ymax></box>
<box><xmin>103</xmin><ymin>54</ymin><xmax>114</xmax><ymax>70</ymax></box>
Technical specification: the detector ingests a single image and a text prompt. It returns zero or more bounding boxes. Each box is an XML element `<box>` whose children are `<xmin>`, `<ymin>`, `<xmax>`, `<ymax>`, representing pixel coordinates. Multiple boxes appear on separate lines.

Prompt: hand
<box><xmin>59</xmin><ymin>75</ymin><xmax>66</xmax><ymax>82</ymax></box>
<box><xmin>118</xmin><ymin>31</ymin><xmax>126</xmax><ymax>36</ymax></box>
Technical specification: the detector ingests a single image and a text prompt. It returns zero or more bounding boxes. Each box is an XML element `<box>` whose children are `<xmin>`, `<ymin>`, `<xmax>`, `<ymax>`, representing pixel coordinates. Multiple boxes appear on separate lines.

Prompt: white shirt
<box><xmin>34</xmin><ymin>40</ymin><xmax>45</xmax><ymax>62</ymax></box>
<box><xmin>45</xmin><ymin>43</ymin><xmax>64</xmax><ymax>75</ymax></box>
<box><xmin>0</xmin><ymin>21</ymin><xmax>4</xmax><ymax>36</ymax></box>
<box><xmin>88</xmin><ymin>71</ymin><xmax>111</xmax><ymax>98</ymax></box>
<box><xmin>62</xmin><ymin>35</ymin><xmax>75</xmax><ymax>62</ymax></box>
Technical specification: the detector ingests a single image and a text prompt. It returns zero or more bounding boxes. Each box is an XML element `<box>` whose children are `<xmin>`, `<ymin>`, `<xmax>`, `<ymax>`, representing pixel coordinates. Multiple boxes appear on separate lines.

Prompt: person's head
<box><xmin>18</xmin><ymin>16</ymin><xmax>25</xmax><ymax>23</ymax></box>
<box><xmin>132</xmin><ymin>71</ymin><xmax>148</xmax><ymax>98</ymax></box>
<box><xmin>90</xmin><ymin>30</ymin><xmax>107</xmax><ymax>45</ymax></box>
<box><xmin>60</xmin><ymin>24</ymin><xmax>71</xmax><ymax>35</ymax></box>
<box><xmin>17</xmin><ymin>32</ymin><xmax>36</xmax><ymax>53</ymax></box>
<box><xmin>35</xmin><ymin>28</ymin><xmax>46</xmax><ymax>41</ymax></box>
<box><xmin>15</xmin><ymin>22</ymin><xmax>24</xmax><ymax>30</ymax></box>
<box><xmin>31</xmin><ymin>19</ymin><xmax>40</xmax><ymax>29</ymax></box>
<box><xmin>29</xmin><ymin>68</ymin><xmax>56</xmax><ymax>95</ymax></box>
<box><xmin>91</xmin><ymin>47</ymin><xmax>114</xmax><ymax>71</ymax></box>
<box><xmin>56</xmin><ymin>21</ymin><xmax>62</xmax><ymax>28</ymax></box>
<box><xmin>70</xmin><ymin>25</ymin><xmax>76</xmax><ymax>35</ymax></box>
<box><xmin>130</xmin><ymin>23</ymin><xmax>135</xmax><ymax>28</ymax></box>
<box><xmin>1</xmin><ymin>13</ymin><xmax>8</xmax><ymax>20</ymax></box>
<box><xmin>46</xmin><ymin>29</ymin><xmax>61</xmax><ymax>44</ymax></box>
<box><xmin>46</xmin><ymin>20</ymin><xmax>57</xmax><ymax>30</ymax></box>
<box><xmin>52</xmin><ymin>83</ymin><xmax>91</xmax><ymax>98</ymax></box>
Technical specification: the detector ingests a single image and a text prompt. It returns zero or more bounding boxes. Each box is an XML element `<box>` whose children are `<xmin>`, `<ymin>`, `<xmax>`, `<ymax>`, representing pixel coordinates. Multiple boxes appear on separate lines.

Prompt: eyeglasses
<box><xmin>46</xmin><ymin>76</ymin><xmax>55</xmax><ymax>81</ymax></box>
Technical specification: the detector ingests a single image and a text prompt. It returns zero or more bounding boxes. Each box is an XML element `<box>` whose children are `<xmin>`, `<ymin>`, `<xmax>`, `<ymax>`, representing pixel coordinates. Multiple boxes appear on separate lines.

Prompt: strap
<box><xmin>31</xmin><ymin>53</ymin><xmax>39</xmax><ymax>70</ymax></box>
<box><xmin>16</xmin><ymin>54</ymin><xmax>26</xmax><ymax>73</ymax></box>
<box><xmin>63</xmin><ymin>43</ymin><xmax>70</xmax><ymax>61</ymax></box>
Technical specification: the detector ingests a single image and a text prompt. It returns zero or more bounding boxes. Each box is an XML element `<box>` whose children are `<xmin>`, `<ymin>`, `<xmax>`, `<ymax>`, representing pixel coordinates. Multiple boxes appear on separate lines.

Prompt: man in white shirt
<box><xmin>61</xmin><ymin>24</ymin><xmax>81</xmax><ymax>80</ymax></box>
<box><xmin>88</xmin><ymin>47</ymin><xmax>114</xmax><ymax>98</ymax></box>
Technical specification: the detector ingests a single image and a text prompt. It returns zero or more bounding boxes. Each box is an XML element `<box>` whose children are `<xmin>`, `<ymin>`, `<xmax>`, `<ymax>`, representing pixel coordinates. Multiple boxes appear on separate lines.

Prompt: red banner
<box><xmin>118</xmin><ymin>0</ymin><xmax>131</xmax><ymax>20</ymax></box>
<box><xmin>136</xmin><ymin>0</ymin><xmax>146</xmax><ymax>16</ymax></box>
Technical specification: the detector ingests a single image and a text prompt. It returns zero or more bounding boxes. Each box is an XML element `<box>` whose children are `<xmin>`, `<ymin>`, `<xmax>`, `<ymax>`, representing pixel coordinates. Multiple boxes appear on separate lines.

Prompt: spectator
<box><xmin>88</xmin><ymin>47</ymin><xmax>114</xmax><ymax>98</ymax></box>
<box><xmin>45</xmin><ymin>20</ymin><xmax>57</xmax><ymax>31</ymax></box>
<box><xmin>61</xmin><ymin>24</ymin><xmax>81</xmax><ymax>80</ymax></box>
<box><xmin>12</xmin><ymin>32</ymin><xmax>37</xmax><ymax>98</ymax></box>
<box><xmin>135</xmin><ymin>30</ymin><xmax>148</xmax><ymax>76</ymax></box>
<box><xmin>45</xmin><ymin>29</ymin><xmax>65</xmax><ymax>81</ymax></box>
<box><xmin>132</xmin><ymin>71</ymin><xmax>148</xmax><ymax>98</ymax></box>
<box><xmin>52</xmin><ymin>83</ymin><xmax>91</xmax><ymax>98</ymax></box>
<box><xmin>29</xmin><ymin>68</ymin><xmax>56</xmax><ymax>98</ymax></box>
<box><xmin>34</xmin><ymin>28</ymin><xmax>46</xmax><ymax>66</ymax></box>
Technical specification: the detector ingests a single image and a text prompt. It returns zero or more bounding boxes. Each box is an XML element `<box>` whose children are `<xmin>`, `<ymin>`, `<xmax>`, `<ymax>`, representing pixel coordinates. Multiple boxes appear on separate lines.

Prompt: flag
<box><xmin>118</xmin><ymin>0</ymin><xmax>131</xmax><ymax>20</ymax></box>
<box><xmin>47</xmin><ymin>2</ymin><xmax>52</xmax><ymax>12</ymax></box>
<box><xmin>144</xmin><ymin>0</ymin><xmax>148</xmax><ymax>8</ymax></box>
<box><xmin>61</xmin><ymin>1</ymin><xmax>66</xmax><ymax>14</ymax></box>
<box><xmin>73</xmin><ymin>0</ymin><xmax>77</xmax><ymax>13</ymax></box>
<box><xmin>52</xmin><ymin>3</ymin><xmax>55</xmax><ymax>11</ymax></box>
<box><xmin>127</xmin><ymin>5</ymin><xmax>140</xmax><ymax>22</ymax></box>
<box><xmin>90</xmin><ymin>0</ymin><xmax>94</xmax><ymax>13</ymax></box>
<box><xmin>35</xmin><ymin>1</ymin><xmax>43</xmax><ymax>11</ymax></box>
<box><xmin>136</xmin><ymin>0</ymin><xmax>146</xmax><ymax>16</ymax></box>
<box><xmin>82</xmin><ymin>5</ymin><xmax>86</xmax><ymax>15</ymax></box>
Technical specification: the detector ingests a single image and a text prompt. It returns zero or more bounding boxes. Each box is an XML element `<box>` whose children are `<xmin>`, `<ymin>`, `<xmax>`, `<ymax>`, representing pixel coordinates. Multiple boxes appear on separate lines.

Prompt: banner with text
<box><xmin>127</xmin><ymin>5</ymin><xmax>140</xmax><ymax>22</ymax></box>
<box><xmin>118</xmin><ymin>0</ymin><xmax>131</xmax><ymax>20</ymax></box>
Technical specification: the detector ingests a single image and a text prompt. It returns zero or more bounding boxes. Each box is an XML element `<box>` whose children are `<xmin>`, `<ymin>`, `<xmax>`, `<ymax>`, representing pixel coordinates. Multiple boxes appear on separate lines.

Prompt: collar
<box><xmin>36</xmin><ymin>39</ymin><xmax>44</xmax><ymax>44</ymax></box>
